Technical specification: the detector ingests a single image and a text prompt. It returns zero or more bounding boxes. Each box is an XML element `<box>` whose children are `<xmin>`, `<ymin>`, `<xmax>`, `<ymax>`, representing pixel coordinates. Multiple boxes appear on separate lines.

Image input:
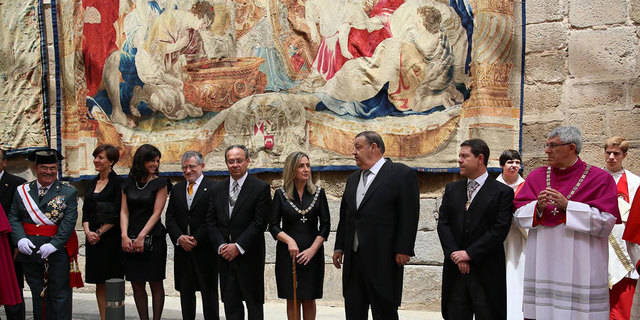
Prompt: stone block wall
<box><xmin>523</xmin><ymin>0</ymin><xmax>640</xmax><ymax>174</ymax></box>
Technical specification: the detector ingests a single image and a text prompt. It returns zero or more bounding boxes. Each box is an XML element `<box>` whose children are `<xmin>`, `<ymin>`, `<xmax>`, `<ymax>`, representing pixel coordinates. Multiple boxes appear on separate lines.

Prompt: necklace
<box><xmin>543</xmin><ymin>164</ymin><xmax>590</xmax><ymax>216</ymax></box>
<box><xmin>281</xmin><ymin>187</ymin><xmax>321</xmax><ymax>223</ymax></box>
<box><xmin>136</xmin><ymin>179</ymin><xmax>151</xmax><ymax>190</ymax></box>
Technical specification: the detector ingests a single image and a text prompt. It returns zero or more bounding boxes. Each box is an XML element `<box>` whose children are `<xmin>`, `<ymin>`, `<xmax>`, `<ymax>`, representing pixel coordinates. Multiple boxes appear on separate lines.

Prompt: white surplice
<box><xmin>515</xmin><ymin>200</ymin><xmax>617</xmax><ymax>320</ymax></box>
<box><xmin>497</xmin><ymin>174</ymin><xmax>527</xmax><ymax>320</ymax></box>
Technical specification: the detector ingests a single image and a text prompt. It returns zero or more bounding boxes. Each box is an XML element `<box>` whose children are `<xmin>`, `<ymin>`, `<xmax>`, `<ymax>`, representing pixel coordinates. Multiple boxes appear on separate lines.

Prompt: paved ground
<box><xmin>1</xmin><ymin>292</ymin><xmax>443</xmax><ymax>319</ymax></box>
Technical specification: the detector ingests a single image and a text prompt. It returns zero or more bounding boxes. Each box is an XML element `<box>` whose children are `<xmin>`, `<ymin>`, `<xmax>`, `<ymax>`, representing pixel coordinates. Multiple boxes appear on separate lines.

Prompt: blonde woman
<box><xmin>269</xmin><ymin>152</ymin><xmax>330</xmax><ymax>320</ymax></box>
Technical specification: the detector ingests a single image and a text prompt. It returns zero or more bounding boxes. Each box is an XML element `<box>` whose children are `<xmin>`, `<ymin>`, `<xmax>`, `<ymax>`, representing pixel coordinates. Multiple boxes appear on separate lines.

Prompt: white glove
<box><xmin>17</xmin><ymin>238</ymin><xmax>36</xmax><ymax>255</ymax></box>
<box><xmin>37</xmin><ymin>243</ymin><xmax>57</xmax><ymax>259</ymax></box>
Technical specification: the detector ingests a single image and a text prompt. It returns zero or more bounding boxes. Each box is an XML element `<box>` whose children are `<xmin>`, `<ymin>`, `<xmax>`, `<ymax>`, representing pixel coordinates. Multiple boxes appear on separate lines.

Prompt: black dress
<box><xmin>122</xmin><ymin>176</ymin><xmax>171</xmax><ymax>282</ymax></box>
<box><xmin>269</xmin><ymin>187</ymin><xmax>330</xmax><ymax>299</ymax></box>
<box><xmin>83</xmin><ymin>171</ymin><xmax>124</xmax><ymax>284</ymax></box>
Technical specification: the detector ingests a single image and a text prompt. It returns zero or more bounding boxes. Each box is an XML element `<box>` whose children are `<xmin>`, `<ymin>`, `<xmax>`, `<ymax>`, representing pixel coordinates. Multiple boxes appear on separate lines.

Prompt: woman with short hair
<box><xmin>83</xmin><ymin>144</ymin><xmax>124</xmax><ymax>320</ymax></box>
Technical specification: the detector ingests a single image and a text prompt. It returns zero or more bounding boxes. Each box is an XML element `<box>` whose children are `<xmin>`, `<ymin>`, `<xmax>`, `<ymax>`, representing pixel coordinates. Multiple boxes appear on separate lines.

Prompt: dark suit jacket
<box><xmin>166</xmin><ymin>177</ymin><xmax>217</xmax><ymax>291</ymax></box>
<box><xmin>207</xmin><ymin>175</ymin><xmax>271</xmax><ymax>303</ymax></box>
<box><xmin>0</xmin><ymin>171</ymin><xmax>27</xmax><ymax>244</ymax></box>
<box><xmin>8</xmin><ymin>180</ymin><xmax>78</xmax><ymax>263</ymax></box>
<box><xmin>437</xmin><ymin>177</ymin><xmax>514</xmax><ymax>320</ymax></box>
<box><xmin>334</xmin><ymin>159</ymin><xmax>419</xmax><ymax>306</ymax></box>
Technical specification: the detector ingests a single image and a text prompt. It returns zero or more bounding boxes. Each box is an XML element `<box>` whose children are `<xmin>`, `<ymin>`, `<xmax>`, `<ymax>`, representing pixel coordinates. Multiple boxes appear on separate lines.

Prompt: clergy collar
<box><xmin>551</xmin><ymin>157</ymin><xmax>583</xmax><ymax>175</ymax></box>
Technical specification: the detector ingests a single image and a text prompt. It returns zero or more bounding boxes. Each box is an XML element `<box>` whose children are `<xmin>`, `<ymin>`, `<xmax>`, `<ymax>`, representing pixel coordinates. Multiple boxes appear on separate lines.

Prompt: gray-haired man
<box><xmin>165</xmin><ymin>151</ymin><xmax>219</xmax><ymax>319</ymax></box>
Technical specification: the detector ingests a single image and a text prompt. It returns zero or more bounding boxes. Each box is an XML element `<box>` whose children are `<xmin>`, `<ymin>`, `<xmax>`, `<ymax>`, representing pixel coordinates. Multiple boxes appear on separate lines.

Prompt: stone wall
<box><xmin>523</xmin><ymin>0</ymin><xmax>640</xmax><ymax>174</ymax></box>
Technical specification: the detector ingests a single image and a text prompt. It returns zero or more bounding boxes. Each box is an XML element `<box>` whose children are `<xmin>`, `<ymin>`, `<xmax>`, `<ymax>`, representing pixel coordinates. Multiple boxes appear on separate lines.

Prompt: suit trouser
<box><xmin>344</xmin><ymin>251</ymin><xmax>399</xmax><ymax>320</ymax></box>
<box><xmin>220</xmin><ymin>263</ymin><xmax>263</xmax><ymax>320</ymax></box>
<box><xmin>21</xmin><ymin>250</ymin><xmax>71</xmax><ymax>320</ymax></box>
<box><xmin>179</xmin><ymin>254</ymin><xmax>219</xmax><ymax>320</ymax></box>
<box><xmin>445</xmin><ymin>270</ymin><xmax>495</xmax><ymax>320</ymax></box>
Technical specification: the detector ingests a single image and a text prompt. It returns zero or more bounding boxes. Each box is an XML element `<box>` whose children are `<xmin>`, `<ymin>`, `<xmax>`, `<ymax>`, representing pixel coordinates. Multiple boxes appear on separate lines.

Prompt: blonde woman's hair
<box><xmin>282</xmin><ymin>151</ymin><xmax>316</xmax><ymax>200</ymax></box>
<box><xmin>604</xmin><ymin>136</ymin><xmax>629</xmax><ymax>153</ymax></box>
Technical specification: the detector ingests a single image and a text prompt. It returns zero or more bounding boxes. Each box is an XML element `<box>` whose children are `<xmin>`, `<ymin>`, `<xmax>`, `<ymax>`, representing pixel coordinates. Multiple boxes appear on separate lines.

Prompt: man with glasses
<box><xmin>207</xmin><ymin>145</ymin><xmax>271</xmax><ymax>320</ymax></box>
<box><xmin>514</xmin><ymin>126</ymin><xmax>620</xmax><ymax>319</ymax></box>
<box><xmin>166</xmin><ymin>151</ymin><xmax>219</xmax><ymax>319</ymax></box>
<box><xmin>8</xmin><ymin>149</ymin><xmax>79</xmax><ymax>320</ymax></box>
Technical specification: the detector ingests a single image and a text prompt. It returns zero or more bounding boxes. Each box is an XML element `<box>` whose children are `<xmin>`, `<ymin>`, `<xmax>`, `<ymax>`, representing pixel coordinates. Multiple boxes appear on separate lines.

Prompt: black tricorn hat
<box><xmin>27</xmin><ymin>149</ymin><xmax>64</xmax><ymax>165</ymax></box>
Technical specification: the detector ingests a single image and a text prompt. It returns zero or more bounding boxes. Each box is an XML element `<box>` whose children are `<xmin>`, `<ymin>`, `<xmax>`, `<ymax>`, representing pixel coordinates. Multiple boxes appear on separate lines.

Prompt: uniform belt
<box><xmin>23</xmin><ymin>222</ymin><xmax>57</xmax><ymax>237</ymax></box>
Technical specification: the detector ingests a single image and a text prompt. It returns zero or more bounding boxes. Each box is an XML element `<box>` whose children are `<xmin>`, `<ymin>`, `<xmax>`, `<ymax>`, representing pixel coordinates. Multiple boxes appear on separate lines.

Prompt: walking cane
<box><xmin>292</xmin><ymin>256</ymin><xmax>298</xmax><ymax>320</ymax></box>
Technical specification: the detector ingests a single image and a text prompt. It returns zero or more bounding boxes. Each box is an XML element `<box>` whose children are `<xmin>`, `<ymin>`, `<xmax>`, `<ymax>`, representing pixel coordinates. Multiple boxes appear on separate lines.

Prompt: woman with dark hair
<box><xmin>269</xmin><ymin>151</ymin><xmax>330</xmax><ymax>320</ymax></box>
<box><xmin>496</xmin><ymin>149</ymin><xmax>526</xmax><ymax>320</ymax></box>
<box><xmin>83</xmin><ymin>144</ymin><xmax>124</xmax><ymax>320</ymax></box>
<box><xmin>120</xmin><ymin>144</ymin><xmax>171</xmax><ymax>320</ymax></box>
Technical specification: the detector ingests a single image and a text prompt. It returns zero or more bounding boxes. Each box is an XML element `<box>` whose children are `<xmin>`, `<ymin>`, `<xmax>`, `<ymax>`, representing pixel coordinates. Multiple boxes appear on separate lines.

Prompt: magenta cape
<box><xmin>514</xmin><ymin>158</ymin><xmax>621</xmax><ymax>226</ymax></box>
<box><xmin>0</xmin><ymin>204</ymin><xmax>21</xmax><ymax>306</ymax></box>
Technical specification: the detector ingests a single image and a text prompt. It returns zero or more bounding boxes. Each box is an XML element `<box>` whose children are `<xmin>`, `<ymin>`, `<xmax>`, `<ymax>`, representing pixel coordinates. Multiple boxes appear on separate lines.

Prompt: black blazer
<box><xmin>0</xmin><ymin>171</ymin><xmax>26</xmax><ymax>217</ymax></box>
<box><xmin>437</xmin><ymin>177</ymin><xmax>514</xmax><ymax>320</ymax></box>
<box><xmin>166</xmin><ymin>177</ymin><xmax>217</xmax><ymax>290</ymax></box>
<box><xmin>334</xmin><ymin>159</ymin><xmax>419</xmax><ymax>306</ymax></box>
<box><xmin>207</xmin><ymin>174</ymin><xmax>271</xmax><ymax>303</ymax></box>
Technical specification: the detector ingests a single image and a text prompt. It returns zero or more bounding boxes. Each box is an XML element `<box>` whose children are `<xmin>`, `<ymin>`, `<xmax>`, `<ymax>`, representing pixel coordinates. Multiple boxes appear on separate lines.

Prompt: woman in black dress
<box><xmin>82</xmin><ymin>144</ymin><xmax>123</xmax><ymax>320</ymax></box>
<box><xmin>120</xmin><ymin>144</ymin><xmax>171</xmax><ymax>320</ymax></box>
<box><xmin>269</xmin><ymin>151</ymin><xmax>330</xmax><ymax>320</ymax></box>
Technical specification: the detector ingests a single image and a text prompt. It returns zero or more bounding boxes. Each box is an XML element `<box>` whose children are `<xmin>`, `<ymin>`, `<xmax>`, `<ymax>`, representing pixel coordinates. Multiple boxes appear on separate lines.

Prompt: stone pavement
<box><xmin>2</xmin><ymin>292</ymin><xmax>443</xmax><ymax>320</ymax></box>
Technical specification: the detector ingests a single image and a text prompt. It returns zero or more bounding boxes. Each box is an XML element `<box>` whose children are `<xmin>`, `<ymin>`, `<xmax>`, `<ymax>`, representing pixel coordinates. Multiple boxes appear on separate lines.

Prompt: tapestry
<box><xmin>0</xmin><ymin>1</ymin><xmax>49</xmax><ymax>151</ymax></box>
<box><xmin>58</xmin><ymin>0</ymin><xmax>522</xmax><ymax>176</ymax></box>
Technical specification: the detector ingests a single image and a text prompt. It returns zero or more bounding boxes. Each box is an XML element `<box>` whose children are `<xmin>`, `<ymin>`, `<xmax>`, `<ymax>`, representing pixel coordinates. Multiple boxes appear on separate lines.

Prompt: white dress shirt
<box><xmin>467</xmin><ymin>171</ymin><xmax>488</xmax><ymax>204</ymax></box>
<box><xmin>186</xmin><ymin>174</ymin><xmax>204</xmax><ymax>210</ymax></box>
<box><xmin>220</xmin><ymin>172</ymin><xmax>248</xmax><ymax>255</ymax></box>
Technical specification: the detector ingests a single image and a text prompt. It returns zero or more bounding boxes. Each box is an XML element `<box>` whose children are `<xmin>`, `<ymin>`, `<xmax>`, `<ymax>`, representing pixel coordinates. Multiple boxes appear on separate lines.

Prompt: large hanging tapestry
<box><xmin>8</xmin><ymin>0</ymin><xmax>524</xmax><ymax>177</ymax></box>
<box><xmin>0</xmin><ymin>1</ymin><xmax>49</xmax><ymax>151</ymax></box>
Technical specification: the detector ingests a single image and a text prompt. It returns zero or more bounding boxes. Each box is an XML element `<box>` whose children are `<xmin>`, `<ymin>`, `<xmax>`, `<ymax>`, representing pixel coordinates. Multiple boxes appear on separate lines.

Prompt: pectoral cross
<box><xmin>551</xmin><ymin>206</ymin><xmax>559</xmax><ymax>216</ymax></box>
<box><xmin>300</xmin><ymin>216</ymin><xmax>308</xmax><ymax>223</ymax></box>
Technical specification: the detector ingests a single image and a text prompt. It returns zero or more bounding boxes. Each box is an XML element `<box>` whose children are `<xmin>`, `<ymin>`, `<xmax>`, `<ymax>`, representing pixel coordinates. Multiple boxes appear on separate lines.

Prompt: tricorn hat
<box><xmin>27</xmin><ymin>149</ymin><xmax>64</xmax><ymax>165</ymax></box>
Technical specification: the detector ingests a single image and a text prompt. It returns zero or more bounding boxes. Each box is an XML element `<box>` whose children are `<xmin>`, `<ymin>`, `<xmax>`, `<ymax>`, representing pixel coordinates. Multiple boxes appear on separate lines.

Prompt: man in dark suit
<box><xmin>8</xmin><ymin>149</ymin><xmax>79</xmax><ymax>320</ymax></box>
<box><xmin>166</xmin><ymin>151</ymin><xmax>219</xmax><ymax>320</ymax></box>
<box><xmin>0</xmin><ymin>149</ymin><xmax>27</xmax><ymax>320</ymax></box>
<box><xmin>437</xmin><ymin>139</ymin><xmax>514</xmax><ymax>320</ymax></box>
<box><xmin>207</xmin><ymin>145</ymin><xmax>271</xmax><ymax>320</ymax></box>
<box><xmin>332</xmin><ymin>131</ymin><xmax>420</xmax><ymax>320</ymax></box>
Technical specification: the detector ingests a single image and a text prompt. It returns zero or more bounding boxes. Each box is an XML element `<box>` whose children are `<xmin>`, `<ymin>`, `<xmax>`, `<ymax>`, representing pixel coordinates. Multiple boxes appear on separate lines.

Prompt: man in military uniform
<box><xmin>8</xmin><ymin>149</ymin><xmax>78</xmax><ymax>320</ymax></box>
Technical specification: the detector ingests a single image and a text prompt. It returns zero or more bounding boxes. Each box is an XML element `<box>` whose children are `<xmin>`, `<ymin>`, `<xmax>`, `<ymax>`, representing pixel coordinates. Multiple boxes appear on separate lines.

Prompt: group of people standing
<box><xmin>1</xmin><ymin>126</ymin><xmax>638</xmax><ymax>320</ymax></box>
<box><xmin>0</xmin><ymin>130</ymin><xmax>420</xmax><ymax>320</ymax></box>
<box><xmin>438</xmin><ymin>126</ymin><xmax>640</xmax><ymax>320</ymax></box>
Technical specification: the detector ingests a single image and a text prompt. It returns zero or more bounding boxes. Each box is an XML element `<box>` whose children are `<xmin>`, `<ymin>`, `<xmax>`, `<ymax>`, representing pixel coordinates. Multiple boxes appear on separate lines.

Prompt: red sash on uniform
<box><xmin>22</xmin><ymin>223</ymin><xmax>84</xmax><ymax>288</ymax></box>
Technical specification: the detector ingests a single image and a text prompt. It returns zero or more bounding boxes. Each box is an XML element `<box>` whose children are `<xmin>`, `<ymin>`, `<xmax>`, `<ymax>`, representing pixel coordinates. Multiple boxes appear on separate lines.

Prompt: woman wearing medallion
<box><xmin>82</xmin><ymin>144</ymin><xmax>124</xmax><ymax>320</ymax></box>
<box><xmin>269</xmin><ymin>151</ymin><xmax>330</xmax><ymax>320</ymax></box>
<box><xmin>120</xmin><ymin>144</ymin><xmax>172</xmax><ymax>320</ymax></box>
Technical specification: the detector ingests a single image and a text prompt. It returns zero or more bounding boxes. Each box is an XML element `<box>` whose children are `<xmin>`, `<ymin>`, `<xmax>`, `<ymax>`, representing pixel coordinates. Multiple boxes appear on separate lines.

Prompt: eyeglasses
<box><xmin>545</xmin><ymin>142</ymin><xmax>572</xmax><ymax>149</ymax></box>
<box><xmin>181</xmin><ymin>164</ymin><xmax>200</xmax><ymax>171</ymax></box>
<box><xmin>226</xmin><ymin>159</ymin><xmax>246</xmax><ymax>165</ymax></box>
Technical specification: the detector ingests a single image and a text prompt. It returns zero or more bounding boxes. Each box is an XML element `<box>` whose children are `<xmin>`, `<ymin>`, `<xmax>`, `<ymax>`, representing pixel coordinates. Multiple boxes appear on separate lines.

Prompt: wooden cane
<box><xmin>292</xmin><ymin>256</ymin><xmax>298</xmax><ymax>320</ymax></box>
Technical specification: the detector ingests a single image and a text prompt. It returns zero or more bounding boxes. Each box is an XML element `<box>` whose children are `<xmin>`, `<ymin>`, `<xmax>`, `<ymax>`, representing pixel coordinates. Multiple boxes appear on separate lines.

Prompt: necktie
<box><xmin>362</xmin><ymin>170</ymin><xmax>372</xmax><ymax>186</ymax></box>
<box><xmin>465</xmin><ymin>180</ymin><xmax>479</xmax><ymax>210</ymax></box>
<box><xmin>188</xmin><ymin>182</ymin><xmax>195</xmax><ymax>196</ymax></box>
<box><xmin>39</xmin><ymin>187</ymin><xmax>48</xmax><ymax>202</ymax></box>
<box><xmin>229</xmin><ymin>180</ymin><xmax>239</xmax><ymax>207</ymax></box>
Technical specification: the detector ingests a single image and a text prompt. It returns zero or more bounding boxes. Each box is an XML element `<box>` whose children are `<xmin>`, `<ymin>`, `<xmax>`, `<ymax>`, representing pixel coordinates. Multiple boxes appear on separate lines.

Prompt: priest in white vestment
<box><xmin>496</xmin><ymin>149</ymin><xmax>526</xmax><ymax>320</ymax></box>
<box><xmin>603</xmin><ymin>137</ymin><xmax>640</xmax><ymax>320</ymax></box>
<box><xmin>514</xmin><ymin>126</ymin><xmax>620</xmax><ymax>320</ymax></box>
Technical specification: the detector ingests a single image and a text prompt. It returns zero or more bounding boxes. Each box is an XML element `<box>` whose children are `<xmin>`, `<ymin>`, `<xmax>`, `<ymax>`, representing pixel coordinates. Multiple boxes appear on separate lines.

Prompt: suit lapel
<box><xmin>176</xmin><ymin>181</ymin><xmax>188</xmax><ymax>212</ymax></box>
<box><xmin>28</xmin><ymin>181</ymin><xmax>39</xmax><ymax>204</ymax></box>
<box><xmin>231</xmin><ymin>177</ymin><xmax>251</xmax><ymax>219</ymax></box>
<box><xmin>190</xmin><ymin>179</ymin><xmax>208</xmax><ymax>211</ymax></box>
<box><xmin>221</xmin><ymin>177</ymin><xmax>230</xmax><ymax>220</ymax></box>
<box><xmin>357</xmin><ymin>160</ymin><xmax>391</xmax><ymax>210</ymax></box>
<box><xmin>466</xmin><ymin>180</ymin><xmax>494</xmax><ymax>228</ymax></box>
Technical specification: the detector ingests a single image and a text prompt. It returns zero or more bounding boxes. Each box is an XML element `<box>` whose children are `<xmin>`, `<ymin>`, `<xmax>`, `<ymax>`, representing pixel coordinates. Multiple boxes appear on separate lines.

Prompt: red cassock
<box><xmin>0</xmin><ymin>205</ymin><xmax>21</xmax><ymax>306</ymax></box>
